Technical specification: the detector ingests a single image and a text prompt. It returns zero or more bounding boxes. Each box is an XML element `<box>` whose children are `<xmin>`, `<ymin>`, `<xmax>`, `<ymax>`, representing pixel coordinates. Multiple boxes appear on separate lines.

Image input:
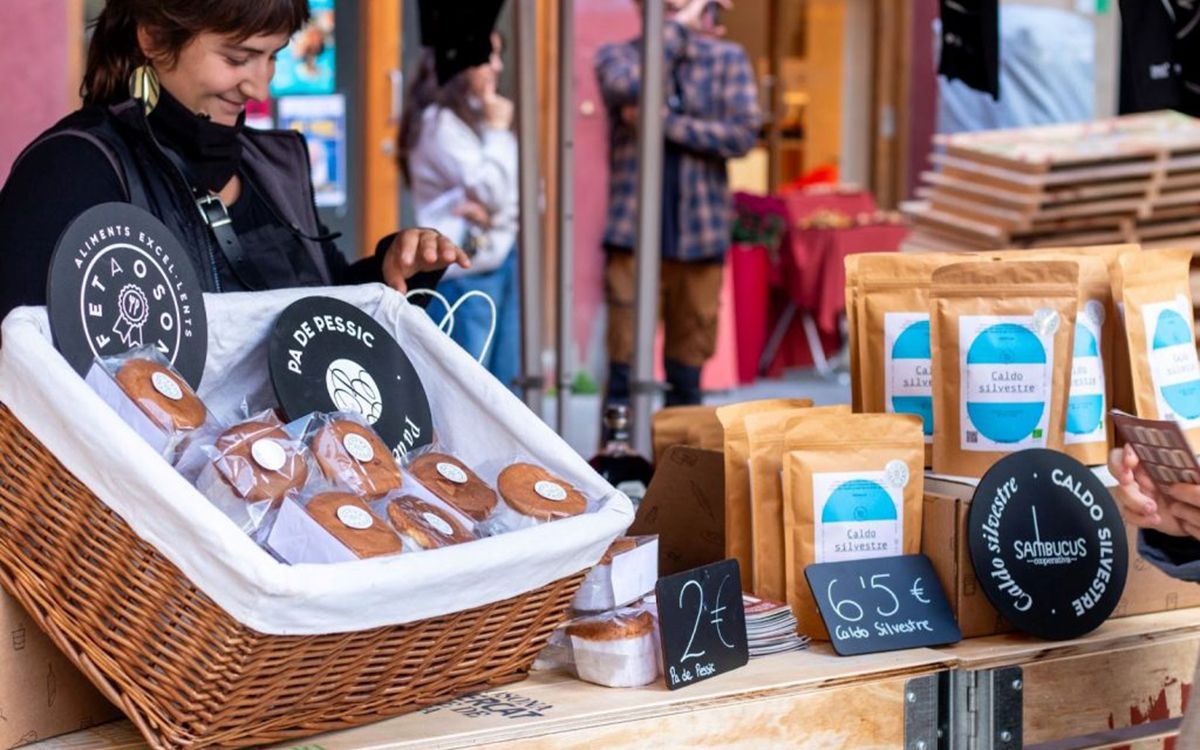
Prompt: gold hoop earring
<box><xmin>128</xmin><ymin>64</ymin><xmax>160</xmax><ymax>115</ymax></box>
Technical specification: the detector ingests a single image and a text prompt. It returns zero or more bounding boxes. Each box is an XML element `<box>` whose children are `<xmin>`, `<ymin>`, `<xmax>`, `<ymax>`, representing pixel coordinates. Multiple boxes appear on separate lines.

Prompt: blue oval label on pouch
<box><xmin>46</xmin><ymin>202</ymin><xmax>208</xmax><ymax>387</ymax></box>
<box><xmin>1145</xmin><ymin>298</ymin><xmax>1200</xmax><ymax>425</ymax></box>
<box><xmin>269</xmin><ymin>296</ymin><xmax>433</xmax><ymax>460</ymax></box>
<box><xmin>960</xmin><ymin>315</ymin><xmax>1055</xmax><ymax>451</ymax></box>
<box><xmin>1066</xmin><ymin>318</ymin><xmax>1105</xmax><ymax>442</ymax></box>
<box><xmin>885</xmin><ymin>313</ymin><xmax>933</xmax><ymax>442</ymax></box>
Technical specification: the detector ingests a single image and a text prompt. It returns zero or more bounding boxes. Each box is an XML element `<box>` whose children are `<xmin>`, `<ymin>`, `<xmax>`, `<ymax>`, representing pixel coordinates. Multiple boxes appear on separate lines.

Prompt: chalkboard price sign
<box><xmin>655</xmin><ymin>559</ymin><xmax>749</xmax><ymax>690</ymax></box>
<box><xmin>805</xmin><ymin>554</ymin><xmax>961</xmax><ymax>656</ymax></box>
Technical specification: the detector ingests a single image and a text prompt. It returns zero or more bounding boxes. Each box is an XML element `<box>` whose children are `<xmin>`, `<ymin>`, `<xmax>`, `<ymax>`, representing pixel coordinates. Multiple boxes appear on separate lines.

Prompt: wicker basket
<box><xmin>0</xmin><ymin>404</ymin><xmax>585</xmax><ymax>750</ymax></box>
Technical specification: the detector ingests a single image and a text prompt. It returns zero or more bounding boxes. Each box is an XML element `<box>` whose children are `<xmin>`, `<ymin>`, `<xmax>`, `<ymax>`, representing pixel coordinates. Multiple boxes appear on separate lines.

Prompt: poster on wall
<box><xmin>271</xmin><ymin>0</ymin><xmax>336</xmax><ymax>96</ymax></box>
<box><xmin>244</xmin><ymin>99</ymin><xmax>274</xmax><ymax>130</ymax></box>
<box><xmin>278</xmin><ymin>94</ymin><xmax>347</xmax><ymax>208</ymax></box>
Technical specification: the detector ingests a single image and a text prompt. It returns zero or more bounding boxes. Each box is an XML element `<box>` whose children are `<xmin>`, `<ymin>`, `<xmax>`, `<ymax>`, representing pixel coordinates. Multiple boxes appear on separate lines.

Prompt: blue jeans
<box><xmin>432</xmin><ymin>251</ymin><xmax>521</xmax><ymax>393</ymax></box>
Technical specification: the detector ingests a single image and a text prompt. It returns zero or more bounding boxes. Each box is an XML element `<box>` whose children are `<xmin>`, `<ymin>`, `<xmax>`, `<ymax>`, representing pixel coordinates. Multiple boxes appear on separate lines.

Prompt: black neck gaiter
<box><xmin>149</xmin><ymin>86</ymin><xmax>246</xmax><ymax>193</ymax></box>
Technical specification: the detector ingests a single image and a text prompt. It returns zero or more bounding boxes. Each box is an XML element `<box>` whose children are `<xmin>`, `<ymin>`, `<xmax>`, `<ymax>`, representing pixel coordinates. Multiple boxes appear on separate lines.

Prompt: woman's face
<box><xmin>145</xmin><ymin>29</ymin><xmax>291</xmax><ymax>126</ymax></box>
<box><xmin>465</xmin><ymin>33</ymin><xmax>504</xmax><ymax>98</ymax></box>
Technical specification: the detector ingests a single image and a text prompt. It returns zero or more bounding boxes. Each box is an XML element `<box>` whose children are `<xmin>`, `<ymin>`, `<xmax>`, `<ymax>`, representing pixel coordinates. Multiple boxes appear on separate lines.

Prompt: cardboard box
<box><xmin>922</xmin><ymin>476</ymin><xmax>1200</xmax><ymax>638</ymax></box>
<box><xmin>0</xmin><ymin>587</ymin><xmax>122</xmax><ymax>748</ymax></box>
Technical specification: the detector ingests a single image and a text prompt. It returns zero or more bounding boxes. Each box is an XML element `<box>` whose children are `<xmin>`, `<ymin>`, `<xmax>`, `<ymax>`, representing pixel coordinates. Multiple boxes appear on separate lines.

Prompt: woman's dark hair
<box><xmin>396</xmin><ymin>48</ymin><xmax>486</xmax><ymax>187</ymax></box>
<box><xmin>83</xmin><ymin>0</ymin><xmax>310</xmax><ymax>106</ymax></box>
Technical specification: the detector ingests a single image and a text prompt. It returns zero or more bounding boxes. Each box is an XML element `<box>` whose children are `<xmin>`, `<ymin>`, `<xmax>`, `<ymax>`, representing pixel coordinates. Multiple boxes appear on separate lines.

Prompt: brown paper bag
<box><xmin>931</xmin><ymin>260</ymin><xmax>1079</xmax><ymax>478</ymax></box>
<box><xmin>782</xmin><ymin>413</ymin><xmax>924</xmax><ymax>639</ymax></box>
<box><xmin>1118</xmin><ymin>248</ymin><xmax>1200</xmax><ymax>447</ymax></box>
<box><xmin>745</xmin><ymin>404</ymin><xmax>851</xmax><ymax>601</ymax></box>
<box><xmin>984</xmin><ymin>251</ymin><xmax>1116</xmax><ymax>466</ymax></box>
<box><xmin>846</xmin><ymin>253</ymin><xmax>863</xmax><ymax>412</ymax></box>
<box><xmin>716</xmin><ymin>398</ymin><xmax>814</xmax><ymax>589</ymax></box>
<box><xmin>859</xmin><ymin>252</ymin><xmax>958</xmax><ymax>467</ymax></box>
<box><xmin>651</xmin><ymin>405</ymin><xmax>719</xmax><ymax>465</ymax></box>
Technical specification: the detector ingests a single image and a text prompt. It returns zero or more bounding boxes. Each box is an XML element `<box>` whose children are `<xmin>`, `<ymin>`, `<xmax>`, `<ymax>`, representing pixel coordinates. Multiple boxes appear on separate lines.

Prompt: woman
<box><xmin>1109</xmin><ymin>445</ymin><xmax>1200</xmax><ymax>742</ymax></box>
<box><xmin>398</xmin><ymin>37</ymin><xmax>520</xmax><ymax>390</ymax></box>
<box><xmin>0</xmin><ymin>0</ymin><xmax>468</xmax><ymax>323</ymax></box>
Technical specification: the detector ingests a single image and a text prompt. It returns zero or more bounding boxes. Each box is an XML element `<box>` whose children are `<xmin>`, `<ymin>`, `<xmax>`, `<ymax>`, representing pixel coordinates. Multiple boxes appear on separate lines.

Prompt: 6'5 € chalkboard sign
<box><xmin>655</xmin><ymin>559</ymin><xmax>749</xmax><ymax>690</ymax></box>
<box><xmin>805</xmin><ymin>554</ymin><xmax>961</xmax><ymax>656</ymax></box>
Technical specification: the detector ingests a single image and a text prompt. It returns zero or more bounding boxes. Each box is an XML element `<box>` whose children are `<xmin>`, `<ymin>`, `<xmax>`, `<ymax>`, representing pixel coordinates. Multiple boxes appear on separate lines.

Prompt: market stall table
<box><xmin>24</xmin><ymin>646</ymin><xmax>954</xmax><ymax>750</ymax></box>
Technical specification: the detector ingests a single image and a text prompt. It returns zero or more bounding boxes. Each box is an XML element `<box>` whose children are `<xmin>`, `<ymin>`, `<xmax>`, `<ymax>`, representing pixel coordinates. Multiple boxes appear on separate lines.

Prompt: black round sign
<box><xmin>268</xmin><ymin>296</ymin><xmax>433</xmax><ymax>459</ymax></box>
<box><xmin>46</xmin><ymin>202</ymin><xmax>208</xmax><ymax>387</ymax></box>
<box><xmin>968</xmin><ymin>449</ymin><xmax>1128</xmax><ymax>641</ymax></box>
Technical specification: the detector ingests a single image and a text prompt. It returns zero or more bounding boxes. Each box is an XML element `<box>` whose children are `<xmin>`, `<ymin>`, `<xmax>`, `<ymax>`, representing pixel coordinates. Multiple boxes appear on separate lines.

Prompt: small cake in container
<box><xmin>483</xmin><ymin>462</ymin><xmax>588</xmax><ymax>534</ymax></box>
<box><xmin>385</xmin><ymin>495</ymin><xmax>478</xmax><ymax>550</ymax></box>
<box><xmin>305</xmin><ymin>491</ymin><xmax>404</xmax><ymax>559</ymax></box>
<box><xmin>407</xmin><ymin>452</ymin><xmax>498</xmax><ymax>522</ymax></box>
<box><xmin>566</xmin><ymin>609</ymin><xmax>659</xmax><ymax>688</ymax></box>
<box><xmin>196</xmin><ymin>417</ymin><xmax>310</xmax><ymax>534</ymax></box>
<box><xmin>310</xmin><ymin>414</ymin><xmax>402</xmax><ymax>498</ymax></box>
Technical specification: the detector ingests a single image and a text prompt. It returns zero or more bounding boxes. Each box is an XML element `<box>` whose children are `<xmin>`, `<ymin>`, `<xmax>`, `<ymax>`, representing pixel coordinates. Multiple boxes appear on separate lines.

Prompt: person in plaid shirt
<box><xmin>596</xmin><ymin>0</ymin><xmax>760</xmax><ymax>407</ymax></box>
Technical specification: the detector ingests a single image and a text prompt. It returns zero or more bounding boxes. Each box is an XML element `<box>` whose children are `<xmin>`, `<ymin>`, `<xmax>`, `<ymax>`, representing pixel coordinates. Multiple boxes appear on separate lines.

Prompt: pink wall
<box><xmin>0</xmin><ymin>0</ymin><xmax>73</xmax><ymax>182</ymax></box>
<box><xmin>572</xmin><ymin>0</ymin><xmax>639</xmax><ymax>373</ymax></box>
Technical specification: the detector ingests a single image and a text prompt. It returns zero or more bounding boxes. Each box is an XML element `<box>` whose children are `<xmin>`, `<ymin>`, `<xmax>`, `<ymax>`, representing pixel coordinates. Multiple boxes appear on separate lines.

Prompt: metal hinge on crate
<box><xmin>949</xmin><ymin>667</ymin><xmax>1023</xmax><ymax>750</ymax></box>
<box><xmin>905</xmin><ymin>668</ymin><xmax>1023</xmax><ymax>750</ymax></box>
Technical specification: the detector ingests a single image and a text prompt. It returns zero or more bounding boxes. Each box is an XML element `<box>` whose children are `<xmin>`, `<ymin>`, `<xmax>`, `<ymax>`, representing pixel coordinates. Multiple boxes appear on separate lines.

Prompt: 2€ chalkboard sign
<box><xmin>805</xmin><ymin>554</ymin><xmax>961</xmax><ymax>656</ymax></box>
<box><xmin>655</xmin><ymin>559</ymin><xmax>749</xmax><ymax>690</ymax></box>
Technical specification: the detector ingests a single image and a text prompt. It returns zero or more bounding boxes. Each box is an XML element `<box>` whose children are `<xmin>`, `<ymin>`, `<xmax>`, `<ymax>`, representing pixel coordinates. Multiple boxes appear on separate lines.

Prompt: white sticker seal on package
<box><xmin>1142</xmin><ymin>296</ymin><xmax>1200</xmax><ymax>429</ymax></box>
<box><xmin>535</xmin><ymin>480</ymin><xmax>568</xmax><ymax>502</ymax></box>
<box><xmin>251</xmin><ymin>438</ymin><xmax>287</xmax><ymax>471</ymax></box>
<box><xmin>423</xmin><ymin>511</ymin><xmax>454</xmax><ymax>536</ymax></box>
<box><xmin>959</xmin><ymin>314</ymin><xmax>1055</xmax><ymax>452</ymax></box>
<box><xmin>884</xmin><ymin>312</ymin><xmax>934</xmax><ymax>445</ymax></box>
<box><xmin>337</xmin><ymin>504</ymin><xmax>374</xmax><ymax>530</ymax></box>
<box><xmin>1033</xmin><ymin>307</ymin><xmax>1060</xmax><ymax>337</ymax></box>
<box><xmin>342</xmin><ymin>432</ymin><xmax>375</xmax><ymax>463</ymax></box>
<box><xmin>884</xmin><ymin>459</ymin><xmax>910</xmax><ymax>490</ymax></box>
<box><xmin>437</xmin><ymin>462</ymin><xmax>469</xmax><ymax>484</ymax></box>
<box><xmin>151</xmin><ymin>371</ymin><xmax>184</xmax><ymax>401</ymax></box>
<box><xmin>810</xmin><ymin>470</ymin><xmax>903</xmax><ymax>564</ymax></box>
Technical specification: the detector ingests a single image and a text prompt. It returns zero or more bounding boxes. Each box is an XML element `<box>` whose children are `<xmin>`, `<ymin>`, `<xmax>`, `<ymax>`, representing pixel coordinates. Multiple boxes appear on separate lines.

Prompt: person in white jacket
<box><xmin>399</xmin><ymin>38</ymin><xmax>520</xmax><ymax>391</ymax></box>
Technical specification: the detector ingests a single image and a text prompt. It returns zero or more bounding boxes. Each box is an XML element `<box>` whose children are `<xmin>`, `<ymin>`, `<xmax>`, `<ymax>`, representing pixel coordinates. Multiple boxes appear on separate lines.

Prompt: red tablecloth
<box><xmin>780</xmin><ymin>189</ymin><xmax>877</xmax><ymax>223</ymax></box>
<box><xmin>783</xmin><ymin>223</ymin><xmax>910</xmax><ymax>334</ymax></box>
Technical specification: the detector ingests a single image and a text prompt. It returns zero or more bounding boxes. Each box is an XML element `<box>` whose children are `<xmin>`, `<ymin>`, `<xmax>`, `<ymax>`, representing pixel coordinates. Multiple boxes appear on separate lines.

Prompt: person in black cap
<box><xmin>397</xmin><ymin>0</ymin><xmax>520</xmax><ymax>390</ymax></box>
<box><xmin>0</xmin><ymin>0</ymin><xmax>470</xmax><ymax>324</ymax></box>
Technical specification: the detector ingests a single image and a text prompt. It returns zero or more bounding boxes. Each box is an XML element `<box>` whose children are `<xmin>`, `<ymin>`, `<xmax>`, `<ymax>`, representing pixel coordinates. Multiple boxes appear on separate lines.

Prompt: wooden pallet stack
<box><xmin>901</xmin><ymin>111</ymin><xmax>1200</xmax><ymax>253</ymax></box>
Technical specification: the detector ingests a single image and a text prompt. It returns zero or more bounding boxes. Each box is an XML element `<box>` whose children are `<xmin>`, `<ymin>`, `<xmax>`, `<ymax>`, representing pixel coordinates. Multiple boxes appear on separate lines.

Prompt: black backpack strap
<box><xmin>12</xmin><ymin>129</ymin><xmax>151</xmax><ymax>211</ymax></box>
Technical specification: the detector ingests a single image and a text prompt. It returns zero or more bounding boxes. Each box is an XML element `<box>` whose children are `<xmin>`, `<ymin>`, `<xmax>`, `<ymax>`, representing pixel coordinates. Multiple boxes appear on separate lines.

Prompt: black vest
<box><xmin>11</xmin><ymin>99</ymin><xmax>334</xmax><ymax>292</ymax></box>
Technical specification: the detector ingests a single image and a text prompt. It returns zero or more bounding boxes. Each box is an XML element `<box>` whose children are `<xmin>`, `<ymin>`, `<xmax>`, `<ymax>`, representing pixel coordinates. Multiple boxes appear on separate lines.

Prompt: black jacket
<box><xmin>0</xmin><ymin>98</ymin><xmax>434</xmax><ymax>322</ymax></box>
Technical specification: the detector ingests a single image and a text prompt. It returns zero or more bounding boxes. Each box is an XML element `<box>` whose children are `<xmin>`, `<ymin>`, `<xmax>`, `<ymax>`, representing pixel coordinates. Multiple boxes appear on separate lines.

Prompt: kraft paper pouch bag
<box><xmin>859</xmin><ymin>252</ymin><xmax>959</xmax><ymax>467</ymax></box>
<box><xmin>931</xmin><ymin>260</ymin><xmax>1079</xmax><ymax>478</ymax></box>
<box><xmin>651</xmin><ymin>405</ymin><xmax>718</xmax><ymax>465</ymax></box>
<box><xmin>717</xmin><ymin>398</ymin><xmax>815</xmax><ymax>590</ymax></box>
<box><xmin>781</xmin><ymin>413</ymin><xmax>924</xmax><ymax>639</ymax></box>
<box><xmin>984</xmin><ymin>251</ymin><xmax>1115</xmax><ymax>466</ymax></box>
<box><xmin>846</xmin><ymin>254</ymin><xmax>863</xmax><ymax>412</ymax></box>
<box><xmin>745</xmin><ymin>404</ymin><xmax>851</xmax><ymax>602</ymax></box>
<box><xmin>1118</xmin><ymin>248</ymin><xmax>1200</xmax><ymax>448</ymax></box>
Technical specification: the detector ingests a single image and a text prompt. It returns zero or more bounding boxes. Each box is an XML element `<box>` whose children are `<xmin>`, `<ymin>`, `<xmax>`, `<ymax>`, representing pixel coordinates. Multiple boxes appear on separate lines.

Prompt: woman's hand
<box><xmin>454</xmin><ymin>199</ymin><xmax>493</xmax><ymax>229</ymax></box>
<box><xmin>382</xmin><ymin>228</ymin><xmax>470</xmax><ymax>292</ymax></box>
<box><xmin>483</xmin><ymin>92</ymin><xmax>514</xmax><ymax>131</ymax></box>
<box><xmin>1108</xmin><ymin>446</ymin><xmax>1190</xmax><ymax>537</ymax></box>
